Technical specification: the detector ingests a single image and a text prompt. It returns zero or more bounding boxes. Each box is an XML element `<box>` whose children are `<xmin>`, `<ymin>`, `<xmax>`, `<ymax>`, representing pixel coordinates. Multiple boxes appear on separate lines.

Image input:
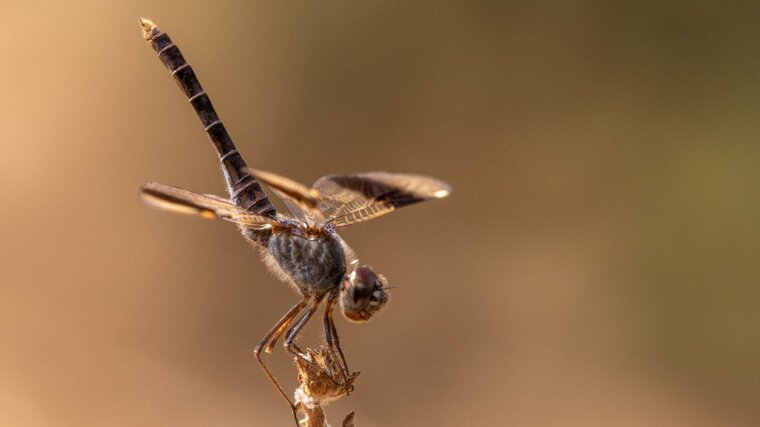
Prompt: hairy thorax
<box><xmin>265</xmin><ymin>226</ymin><xmax>346</xmax><ymax>296</ymax></box>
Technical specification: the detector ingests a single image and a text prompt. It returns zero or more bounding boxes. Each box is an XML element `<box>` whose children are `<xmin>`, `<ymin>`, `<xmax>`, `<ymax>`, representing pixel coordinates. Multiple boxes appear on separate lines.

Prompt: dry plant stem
<box><xmin>296</xmin><ymin>407</ymin><xmax>354</xmax><ymax>427</ymax></box>
<box><xmin>342</xmin><ymin>411</ymin><xmax>356</xmax><ymax>427</ymax></box>
<box><xmin>295</xmin><ymin>346</ymin><xmax>360</xmax><ymax>426</ymax></box>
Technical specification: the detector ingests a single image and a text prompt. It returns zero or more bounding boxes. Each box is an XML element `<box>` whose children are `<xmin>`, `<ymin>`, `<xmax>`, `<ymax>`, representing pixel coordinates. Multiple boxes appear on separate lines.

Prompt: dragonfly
<box><xmin>138</xmin><ymin>18</ymin><xmax>450</xmax><ymax>419</ymax></box>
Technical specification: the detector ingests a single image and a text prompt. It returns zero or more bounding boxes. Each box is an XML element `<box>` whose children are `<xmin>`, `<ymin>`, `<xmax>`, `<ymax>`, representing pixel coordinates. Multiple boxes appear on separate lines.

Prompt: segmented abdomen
<box><xmin>142</xmin><ymin>20</ymin><xmax>276</xmax><ymax>217</ymax></box>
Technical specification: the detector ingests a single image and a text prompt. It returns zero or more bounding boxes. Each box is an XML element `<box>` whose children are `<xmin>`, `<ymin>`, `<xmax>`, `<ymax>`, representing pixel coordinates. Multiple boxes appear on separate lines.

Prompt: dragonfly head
<box><xmin>340</xmin><ymin>266</ymin><xmax>389</xmax><ymax>322</ymax></box>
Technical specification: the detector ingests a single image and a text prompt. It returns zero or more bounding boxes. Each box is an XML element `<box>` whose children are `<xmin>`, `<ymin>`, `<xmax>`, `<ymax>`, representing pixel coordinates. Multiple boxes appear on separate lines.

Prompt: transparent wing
<box><xmin>313</xmin><ymin>172</ymin><xmax>451</xmax><ymax>227</ymax></box>
<box><xmin>140</xmin><ymin>182</ymin><xmax>277</xmax><ymax>229</ymax></box>
<box><xmin>243</xmin><ymin>168</ymin><xmax>323</xmax><ymax>224</ymax></box>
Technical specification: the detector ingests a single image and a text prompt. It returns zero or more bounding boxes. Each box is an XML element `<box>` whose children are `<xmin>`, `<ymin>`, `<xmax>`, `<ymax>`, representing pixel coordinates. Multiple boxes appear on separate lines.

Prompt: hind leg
<box><xmin>252</xmin><ymin>297</ymin><xmax>309</xmax><ymax>422</ymax></box>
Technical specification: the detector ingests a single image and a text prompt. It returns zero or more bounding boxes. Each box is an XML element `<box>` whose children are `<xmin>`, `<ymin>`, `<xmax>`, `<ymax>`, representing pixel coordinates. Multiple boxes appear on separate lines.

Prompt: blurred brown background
<box><xmin>1</xmin><ymin>1</ymin><xmax>759</xmax><ymax>426</ymax></box>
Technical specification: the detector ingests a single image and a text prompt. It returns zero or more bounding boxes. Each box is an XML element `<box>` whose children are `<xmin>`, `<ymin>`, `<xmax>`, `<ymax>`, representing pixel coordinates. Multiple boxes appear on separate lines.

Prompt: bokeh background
<box><xmin>2</xmin><ymin>1</ymin><xmax>759</xmax><ymax>426</ymax></box>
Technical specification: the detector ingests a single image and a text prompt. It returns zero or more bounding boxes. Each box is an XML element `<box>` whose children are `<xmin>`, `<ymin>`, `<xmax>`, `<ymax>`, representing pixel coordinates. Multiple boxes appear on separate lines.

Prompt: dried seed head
<box><xmin>295</xmin><ymin>347</ymin><xmax>359</xmax><ymax>406</ymax></box>
<box><xmin>294</xmin><ymin>346</ymin><xmax>360</xmax><ymax>426</ymax></box>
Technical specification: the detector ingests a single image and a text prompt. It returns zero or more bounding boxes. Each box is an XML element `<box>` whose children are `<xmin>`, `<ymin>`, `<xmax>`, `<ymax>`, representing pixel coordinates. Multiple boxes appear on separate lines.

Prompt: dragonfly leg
<box><xmin>282</xmin><ymin>296</ymin><xmax>345</xmax><ymax>391</ymax></box>
<box><xmin>324</xmin><ymin>294</ymin><xmax>351</xmax><ymax>388</ymax></box>
<box><xmin>252</xmin><ymin>296</ymin><xmax>309</xmax><ymax>421</ymax></box>
<box><xmin>283</xmin><ymin>295</ymin><xmax>325</xmax><ymax>367</ymax></box>
<box><xmin>264</xmin><ymin>306</ymin><xmax>300</xmax><ymax>354</ymax></box>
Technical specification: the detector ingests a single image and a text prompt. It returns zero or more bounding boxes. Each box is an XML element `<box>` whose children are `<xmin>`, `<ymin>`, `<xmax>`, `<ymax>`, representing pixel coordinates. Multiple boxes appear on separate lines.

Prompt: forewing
<box><xmin>313</xmin><ymin>172</ymin><xmax>451</xmax><ymax>227</ymax></box>
<box><xmin>140</xmin><ymin>182</ymin><xmax>276</xmax><ymax>229</ymax></box>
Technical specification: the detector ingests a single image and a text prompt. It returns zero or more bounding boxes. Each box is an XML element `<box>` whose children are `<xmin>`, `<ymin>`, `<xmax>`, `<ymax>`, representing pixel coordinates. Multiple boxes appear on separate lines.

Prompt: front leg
<box><xmin>324</xmin><ymin>293</ymin><xmax>351</xmax><ymax>383</ymax></box>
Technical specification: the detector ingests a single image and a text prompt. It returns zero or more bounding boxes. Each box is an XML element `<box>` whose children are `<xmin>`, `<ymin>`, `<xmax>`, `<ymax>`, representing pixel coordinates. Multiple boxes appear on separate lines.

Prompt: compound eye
<box><xmin>348</xmin><ymin>281</ymin><xmax>372</xmax><ymax>305</ymax></box>
<box><xmin>341</xmin><ymin>267</ymin><xmax>380</xmax><ymax>322</ymax></box>
<box><xmin>352</xmin><ymin>266</ymin><xmax>374</xmax><ymax>285</ymax></box>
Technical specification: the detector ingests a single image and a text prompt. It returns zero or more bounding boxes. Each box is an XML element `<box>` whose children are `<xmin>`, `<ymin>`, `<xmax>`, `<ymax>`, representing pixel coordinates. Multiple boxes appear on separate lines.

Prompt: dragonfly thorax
<box><xmin>267</xmin><ymin>229</ymin><xmax>346</xmax><ymax>296</ymax></box>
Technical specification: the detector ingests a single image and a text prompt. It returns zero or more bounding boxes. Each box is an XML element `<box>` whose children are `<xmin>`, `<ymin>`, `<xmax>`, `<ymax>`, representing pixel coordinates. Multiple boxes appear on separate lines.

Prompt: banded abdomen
<box><xmin>141</xmin><ymin>19</ymin><xmax>276</xmax><ymax>218</ymax></box>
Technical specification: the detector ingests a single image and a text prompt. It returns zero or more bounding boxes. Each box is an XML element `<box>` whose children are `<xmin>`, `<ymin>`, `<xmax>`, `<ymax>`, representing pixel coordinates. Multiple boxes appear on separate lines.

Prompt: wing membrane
<box><xmin>140</xmin><ymin>182</ymin><xmax>276</xmax><ymax>229</ymax></box>
<box><xmin>313</xmin><ymin>172</ymin><xmax>451</xmax><ymax>227</ymax></box>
